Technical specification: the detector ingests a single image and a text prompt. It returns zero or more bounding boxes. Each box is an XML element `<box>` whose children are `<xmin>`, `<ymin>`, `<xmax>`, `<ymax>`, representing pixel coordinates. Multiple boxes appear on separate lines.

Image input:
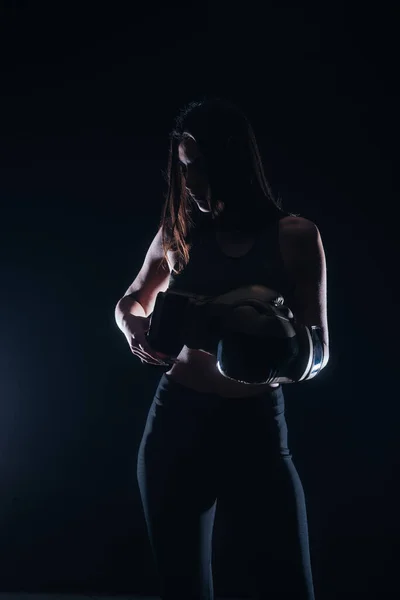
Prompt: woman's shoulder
<box><xmin>278</xmin><ymin>215</ymin><xmax>320</xmax><ymax>260</ymax></box>
<box><xmin>278</xmin><ymin>215</ymin><xmax>316</xmax><ymax>229</ymax></box>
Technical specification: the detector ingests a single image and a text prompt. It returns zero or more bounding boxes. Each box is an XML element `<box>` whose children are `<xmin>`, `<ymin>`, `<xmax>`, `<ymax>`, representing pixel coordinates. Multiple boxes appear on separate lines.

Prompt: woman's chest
<box><xmin>169</xmin><ymin>228</ymin><xmax>293</xmax><ymax>300</ymax></box>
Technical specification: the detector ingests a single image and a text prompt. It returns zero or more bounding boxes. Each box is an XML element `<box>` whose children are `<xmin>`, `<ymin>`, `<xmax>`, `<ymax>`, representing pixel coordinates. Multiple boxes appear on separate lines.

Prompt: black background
<box><xmin>0</xmin><ymin>2</ymin><xmax>399</xmax><ymax>598</ymax></box>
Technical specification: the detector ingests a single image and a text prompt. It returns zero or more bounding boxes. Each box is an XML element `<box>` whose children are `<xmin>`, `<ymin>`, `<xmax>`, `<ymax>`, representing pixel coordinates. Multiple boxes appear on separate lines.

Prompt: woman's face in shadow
<box><xmin>178</xmin><ymin>134</ymin><xmax>211</xmax><ymax>213</ymax></box>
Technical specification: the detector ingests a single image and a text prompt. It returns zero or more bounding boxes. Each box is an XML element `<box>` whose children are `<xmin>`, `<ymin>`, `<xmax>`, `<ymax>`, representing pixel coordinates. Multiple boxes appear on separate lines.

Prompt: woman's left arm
<box><xmin>280</xmin><ymin>216</ymin><xmax>330</xmax><ymax>371</ymax></box>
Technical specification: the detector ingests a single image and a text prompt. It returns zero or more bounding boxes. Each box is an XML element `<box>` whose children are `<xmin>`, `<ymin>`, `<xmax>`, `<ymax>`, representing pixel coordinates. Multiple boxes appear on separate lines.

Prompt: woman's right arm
<box><xmin>114</xmin><ymin>227</ymin><xmax>177</xmax><ymax>364</ymax></box>
<box><xmin>115</xmin><ymin>226</ymin><xmax>175</xmax><ymax>326</ymax></box>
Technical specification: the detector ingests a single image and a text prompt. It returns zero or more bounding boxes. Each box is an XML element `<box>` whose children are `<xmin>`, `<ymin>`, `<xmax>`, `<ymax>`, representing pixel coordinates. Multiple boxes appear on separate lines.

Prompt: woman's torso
<box><xmin>164</xmin><ymin>216</ymin><xmax>296</xmax><ymax>398</ymax></box>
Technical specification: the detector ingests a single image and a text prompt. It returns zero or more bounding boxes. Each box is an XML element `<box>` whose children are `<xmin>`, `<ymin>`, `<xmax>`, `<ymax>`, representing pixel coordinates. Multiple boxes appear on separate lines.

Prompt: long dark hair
<box><xmin>159</xmin><ymin>96</ymin><xmax>299</xmax><ymax>274</ymax></box>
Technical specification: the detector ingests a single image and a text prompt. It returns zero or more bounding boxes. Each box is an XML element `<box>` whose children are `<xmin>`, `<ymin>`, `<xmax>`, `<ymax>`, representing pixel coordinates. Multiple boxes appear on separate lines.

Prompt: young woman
<box><xmin>115</xmin><ymin>97</ymin><xmax>329</xmax><ymax>599</ymax></box>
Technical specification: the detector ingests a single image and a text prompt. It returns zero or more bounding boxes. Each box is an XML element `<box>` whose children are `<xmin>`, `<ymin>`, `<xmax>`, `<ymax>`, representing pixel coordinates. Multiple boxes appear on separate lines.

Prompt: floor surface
<box><xmin>0</xmin><ymin>595</ymin><xmax>244</xmax><ymax>600</ymax></box>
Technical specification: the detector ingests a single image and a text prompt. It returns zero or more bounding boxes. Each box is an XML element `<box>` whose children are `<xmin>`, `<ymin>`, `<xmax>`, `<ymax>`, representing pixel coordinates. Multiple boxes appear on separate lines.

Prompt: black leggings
<box><xmin>137</xmin><ymin>373</ymin><xmax>315</xmax><ymax>600</ymax></box>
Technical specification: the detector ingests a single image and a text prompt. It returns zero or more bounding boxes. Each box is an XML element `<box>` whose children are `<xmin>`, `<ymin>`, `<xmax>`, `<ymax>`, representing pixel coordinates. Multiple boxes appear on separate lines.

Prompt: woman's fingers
<box><xmin>135</xmin><ymin>352</ymin><xmax>166</xmax><ymax>365</ymax></box>
<box><xmin>131</xmin><ymin>346</ymin><xmax>169</xmax><ymax>366</ymax></box>
<box><xmin>138</xmin><ymin>342</ymin><xmax>164</xmax><ymax>362</ymax></box>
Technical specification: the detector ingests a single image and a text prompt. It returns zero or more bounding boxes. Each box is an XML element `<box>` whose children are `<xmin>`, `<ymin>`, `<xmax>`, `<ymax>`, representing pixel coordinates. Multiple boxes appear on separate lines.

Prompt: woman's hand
<box><xmin>122</xmin><ymin>313</ymin><xmax>176</xmax><ymax>366</ymax></box>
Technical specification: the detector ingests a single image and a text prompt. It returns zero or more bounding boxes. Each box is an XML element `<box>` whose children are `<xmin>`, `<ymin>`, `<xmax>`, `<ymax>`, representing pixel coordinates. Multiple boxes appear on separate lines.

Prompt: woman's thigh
<box><xmin>136</xmin><ymin>374</ymin><xmax>220</xmax><ymax>597</ymax></box>
<box><xmin>216</xmin><ymin>391</ymin><xmax>315</xmax><ymax>599</ymax></box>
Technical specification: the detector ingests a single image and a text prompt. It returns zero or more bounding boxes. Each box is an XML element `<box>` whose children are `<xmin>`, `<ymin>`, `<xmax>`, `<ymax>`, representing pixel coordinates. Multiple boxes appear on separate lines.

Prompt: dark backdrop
<box><xmin>0</xmin><ymin>2</ymin><xmax>399</xmax><ymax>598</ymax></box>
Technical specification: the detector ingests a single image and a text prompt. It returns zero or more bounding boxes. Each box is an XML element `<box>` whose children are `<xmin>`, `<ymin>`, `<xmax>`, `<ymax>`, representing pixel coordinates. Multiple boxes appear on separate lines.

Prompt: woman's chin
<box><xmin>194</xmin><ymin>198</ymin><xmax>211</xmax><ymax>212</ymax></box>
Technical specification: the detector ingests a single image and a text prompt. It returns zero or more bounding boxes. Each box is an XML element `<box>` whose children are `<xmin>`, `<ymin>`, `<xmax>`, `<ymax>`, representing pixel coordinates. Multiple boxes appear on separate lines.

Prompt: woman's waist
<box><xmin>165</xmin><ymin>346</ymin><xmax>280</xmax><ymax>398</ymax></box>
